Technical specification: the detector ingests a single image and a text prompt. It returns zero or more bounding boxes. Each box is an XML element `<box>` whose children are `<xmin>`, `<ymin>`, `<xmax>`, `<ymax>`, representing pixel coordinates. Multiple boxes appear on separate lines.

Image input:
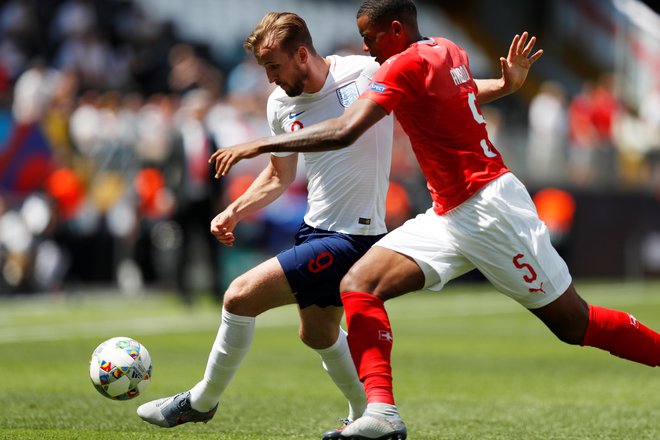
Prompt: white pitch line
<box><xmin>0</xmin><ymin>312</ymin><xmax>300</xmax><ymax>344</ymax></box>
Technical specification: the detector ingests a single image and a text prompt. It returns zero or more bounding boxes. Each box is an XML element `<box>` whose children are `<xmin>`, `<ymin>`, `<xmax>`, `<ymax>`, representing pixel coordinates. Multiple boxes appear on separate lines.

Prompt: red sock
<box><xmin>581</xmin><ymin>304</ymin><xmax>660</xmax><ymax>367</ymax></box>
<box><xmin>341</xmin><ymin>291</ymin><xmax>395</xmax><ymax>405</ymax></box>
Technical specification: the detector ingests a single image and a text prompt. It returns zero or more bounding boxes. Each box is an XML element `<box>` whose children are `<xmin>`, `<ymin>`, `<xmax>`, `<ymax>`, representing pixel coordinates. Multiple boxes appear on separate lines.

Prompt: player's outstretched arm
<box><xmin>209</xmin><ymin>98</ymin><xmax>387</xmax><ymax>178</ymax></box>
<box><xmin>210</xmin><ymin>154</ymin><xmax>297</xmax><ymax>246</ymax></box>
<box><xmin>475</xmin><ymin>31</ymin><xmax>543</xmax><ymax>105</ymax></box>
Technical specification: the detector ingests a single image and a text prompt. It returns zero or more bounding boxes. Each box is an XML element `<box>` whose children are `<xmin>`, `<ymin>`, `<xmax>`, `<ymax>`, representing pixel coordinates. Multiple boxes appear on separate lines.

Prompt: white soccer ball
<box><xmin>89</xmin><ymin>336</ymin><xmax>152</xmax><ymax>400</ymax></box>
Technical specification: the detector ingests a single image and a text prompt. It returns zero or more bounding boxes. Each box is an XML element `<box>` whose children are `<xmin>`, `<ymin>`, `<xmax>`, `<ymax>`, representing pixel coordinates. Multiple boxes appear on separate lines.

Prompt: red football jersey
<box><xmin>360</xmin><ymin>37</ymin><xmax>509</xmax><ymax>215</ymax></box>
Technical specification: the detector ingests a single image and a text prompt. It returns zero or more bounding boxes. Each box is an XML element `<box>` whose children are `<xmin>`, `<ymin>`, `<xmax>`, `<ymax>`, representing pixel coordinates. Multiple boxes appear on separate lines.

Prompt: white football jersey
<box><xmin>267</xmin><ymin>55</ymin><xmax>393</xmax><ymax>235</ymax></box>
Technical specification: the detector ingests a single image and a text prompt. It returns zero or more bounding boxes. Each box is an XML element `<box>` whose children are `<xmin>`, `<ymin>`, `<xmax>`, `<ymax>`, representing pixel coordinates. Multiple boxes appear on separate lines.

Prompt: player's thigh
<box><xmin>455</xmin><ymin>173</ymin><xmax>571</xmax><ymax>309</ymax></box>
<box><xmin>298</xmin><ymin>305</ymin><xmax>344</xmax><ymax>348</ymax></box>
<box><xmin>342</xmin><ymin>209</ymin><xmax>475</xmax><ymax>299</ymax></box>
<box><xmin>341</xmin><ymin>244</ymin><xmax>426</xmax><ymax>301</ymax></box>
<box><xmin>223</xmin><ymin>256</ymin><xmax>295</xmax><ymax>316</ymax></box>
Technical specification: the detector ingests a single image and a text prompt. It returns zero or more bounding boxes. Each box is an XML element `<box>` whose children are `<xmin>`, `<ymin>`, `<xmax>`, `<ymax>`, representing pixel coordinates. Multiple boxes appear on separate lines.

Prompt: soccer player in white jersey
<box><xmin>137</xmin><ymin>11</ymin><xmax>538</xmax><ymax>433</ymax></box>
<box><xmin>137</xmin><ymin>11</ymin><xmax>391</xmax><ymax>428</ymax></box>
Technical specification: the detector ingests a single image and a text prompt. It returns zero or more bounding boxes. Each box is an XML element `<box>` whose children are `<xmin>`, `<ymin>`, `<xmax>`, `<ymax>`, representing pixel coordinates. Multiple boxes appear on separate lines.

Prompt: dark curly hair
<box><xmin>356</xmin><ymin>0</ymin><xmax>417</xmax><ymax>27</ymax></box>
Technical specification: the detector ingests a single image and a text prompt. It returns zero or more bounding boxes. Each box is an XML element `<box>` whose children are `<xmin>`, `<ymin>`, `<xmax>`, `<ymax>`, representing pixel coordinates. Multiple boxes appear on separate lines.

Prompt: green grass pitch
<box><xmin>1</xmin><ymin>280</ymin><xmax>659</xmax><ymax>439</ymax></box>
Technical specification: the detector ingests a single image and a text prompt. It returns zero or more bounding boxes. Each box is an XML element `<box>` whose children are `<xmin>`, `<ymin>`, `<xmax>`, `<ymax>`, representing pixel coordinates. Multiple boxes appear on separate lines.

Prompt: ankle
<box><xmin>189</xmin><ymin>382</ymin><xmax>220</xmax><ymax>412</ymax></box>
<box><xmin>366</xmin><ymin>403</ymin><xmax>400</xmax><ymax>418</ymax></box>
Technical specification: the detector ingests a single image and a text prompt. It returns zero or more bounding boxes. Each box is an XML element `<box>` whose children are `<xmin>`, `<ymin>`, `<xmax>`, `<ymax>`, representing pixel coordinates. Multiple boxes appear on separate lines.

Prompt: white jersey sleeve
<box><xmin>267</xmin><ymin>91</ymin><xmax>296</xmax><ymax>157</ymax></box>
<box><xmin>266</xmin><ymin>55</ymin><xmax>393</xmax><ymax>235</ymax></box>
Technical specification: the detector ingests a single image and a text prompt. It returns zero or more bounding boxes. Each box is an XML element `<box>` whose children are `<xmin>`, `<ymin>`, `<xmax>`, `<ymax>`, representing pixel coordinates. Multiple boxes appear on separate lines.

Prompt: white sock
<box><xmin>315</xmin><ymin>328</ymin><xmax>367</xmax><ymax>421</ymax></box>
<box><xmin>189</xmin><ymin>308</ymin><xmax>255</xmax><ymax>411</ymax></box>
<box><xmin>365</xmin><ymin>402</ymin><xmax>400</xmax><ymax>419</ymax></box>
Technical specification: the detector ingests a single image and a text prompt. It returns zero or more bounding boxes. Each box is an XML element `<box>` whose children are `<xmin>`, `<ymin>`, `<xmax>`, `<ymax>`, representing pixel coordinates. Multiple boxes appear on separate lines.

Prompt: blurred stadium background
<box><xmin>0</xmin><ymin>0</ymin><xmax>659</xmax><ymax>300</ymax></box>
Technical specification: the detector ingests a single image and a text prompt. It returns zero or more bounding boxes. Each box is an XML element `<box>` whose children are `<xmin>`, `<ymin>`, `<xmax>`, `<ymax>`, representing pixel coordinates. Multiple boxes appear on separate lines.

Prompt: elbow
<box><xmin>280</xmin><ymin>172</ymin><xmax>296</xmax><ymax>187</ymax></box>
<box><xmin>332</xmin><ymin>124</ymin><xmax>361</xmax><ymax>148</ymax></box>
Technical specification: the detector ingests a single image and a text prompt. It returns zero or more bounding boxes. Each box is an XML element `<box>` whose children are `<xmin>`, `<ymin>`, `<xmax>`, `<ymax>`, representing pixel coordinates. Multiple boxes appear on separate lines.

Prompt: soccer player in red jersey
<box><xmin>210</xmin><ymin>1</ymin><xmax>660</xmax><ymax>439</ymax></box>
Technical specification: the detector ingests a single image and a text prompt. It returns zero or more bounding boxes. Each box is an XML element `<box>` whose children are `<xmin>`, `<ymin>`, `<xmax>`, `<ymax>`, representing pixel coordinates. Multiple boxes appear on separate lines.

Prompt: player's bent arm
<box><xmin>210</xmin><ymin>154</ymin><xmax>297</xmax><ymax>246</ymax></box>
<box><xmin>210</xmin><ymin>99</ymin><xmax>388</xmax><ymax>177</ymax></box>
<box><xmin>225</xmin><ymin>153</ymin><xmax>298</xmax><ymax>222</ymax></box>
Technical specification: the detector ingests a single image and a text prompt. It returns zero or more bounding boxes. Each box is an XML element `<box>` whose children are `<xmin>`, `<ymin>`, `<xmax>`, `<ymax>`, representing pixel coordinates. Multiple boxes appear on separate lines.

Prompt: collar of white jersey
<box><xmin>416</xmin><ymin>37</ymin><xmax>436</xmax><ymax>46</ymax></box>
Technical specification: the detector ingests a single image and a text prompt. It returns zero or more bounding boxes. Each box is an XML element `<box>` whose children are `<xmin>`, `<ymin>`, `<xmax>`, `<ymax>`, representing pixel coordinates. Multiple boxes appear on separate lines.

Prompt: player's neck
<box><xmin>407</xmin><ymin>32</ymin><xmax>424</xmax><ymax>46</ymax></box>
<box><xmin>303</xmin><ymin>55</ymin><xmax>331</xmax><ymax>94</ymax></box>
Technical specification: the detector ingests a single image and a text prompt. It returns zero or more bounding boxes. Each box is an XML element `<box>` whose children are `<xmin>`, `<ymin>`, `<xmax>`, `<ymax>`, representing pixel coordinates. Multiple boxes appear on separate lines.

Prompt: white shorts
<box><xmin>375</xmin><ymin>173</ymin><xmax>571</xmax><ymax>309</ymax></box>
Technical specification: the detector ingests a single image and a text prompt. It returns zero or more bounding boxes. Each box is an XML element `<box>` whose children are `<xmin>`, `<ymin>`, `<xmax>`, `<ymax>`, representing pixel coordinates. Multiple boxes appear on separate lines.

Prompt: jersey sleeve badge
<box><xmin>368</xmin><ymin>82</ymin><xmax>387</xmax><ymax>93</ymax></box>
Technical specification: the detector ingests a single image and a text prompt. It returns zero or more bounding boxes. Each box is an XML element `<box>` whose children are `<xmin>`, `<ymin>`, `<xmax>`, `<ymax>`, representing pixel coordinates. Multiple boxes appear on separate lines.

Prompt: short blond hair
<box><xmin>244</xmin><ymin>12</ymin><xmax>316</xmax><ymax>57</ymax></box>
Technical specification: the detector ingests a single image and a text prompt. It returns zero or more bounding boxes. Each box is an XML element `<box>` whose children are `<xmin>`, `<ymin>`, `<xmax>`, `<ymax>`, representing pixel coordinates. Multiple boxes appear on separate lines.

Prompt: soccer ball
<box><xmin>89</xmin><ymin>336</ymin><xmax>152</xmax><ymax>400</ymax></box>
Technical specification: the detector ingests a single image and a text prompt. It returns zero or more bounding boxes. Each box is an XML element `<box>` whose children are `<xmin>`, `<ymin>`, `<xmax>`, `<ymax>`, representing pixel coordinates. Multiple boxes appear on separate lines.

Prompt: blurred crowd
<box><xmin>0</xmin><ymin>0</ymin><xmax>277</xmax><ymax>299</ymax></box>
<box><xmin>0</xmin><ymin>0</ymin><xmax>659</xmax><ymax>298</ymax></box>
<box><xmin>524</xmin><ymin>74</ymin><xmax>660</xmax><ymax>189</ymax></box>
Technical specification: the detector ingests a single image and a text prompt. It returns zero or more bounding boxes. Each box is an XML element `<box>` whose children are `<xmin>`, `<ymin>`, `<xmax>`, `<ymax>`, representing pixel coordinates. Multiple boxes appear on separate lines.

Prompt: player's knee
<box><xmin>340</xmin><ymin>263</ymin><xmax>396</xmax><ymax>301</ymax></box>
<box><xmin>340</xmin><ymin>266</ymin><xmax>374</xmax><ymax>295</ymax></box>
<box><xmin>222</xmin><ymin>276</ymin><xmax>253</xmax><ymax>315</ymax></box>
<box><xmin>299</xmin><ymin>325</ymin><xmax>337</xmax><ymax>349</ymax></box>
<box><xmin>340</xmin><ymin>274</ymin><xmax>393</xmax><ymax>302</ymax></box>
<box><xmin>552</xmin><ymin>326</ymin><xmax>585</xmax><ymax>345</ymax></box>
<box><xmin>546</xmin><ymin>313</ymin><xmax>589</xmax><ymax>345</ymax></box>
<box><xmin>532</xmin><ymin>284</ymin><xmax>589</xmax><ymax>346</ymax></box>
<box><xmin>339</xmin><ymin>272</ymin><xmax>357</xmax><ymax>294</ymax></box>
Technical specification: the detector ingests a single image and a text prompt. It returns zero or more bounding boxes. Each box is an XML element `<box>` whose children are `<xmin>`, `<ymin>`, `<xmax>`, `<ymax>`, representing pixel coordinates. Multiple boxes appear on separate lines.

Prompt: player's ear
<box><xmin>391</xmin><ymin>20</ymin><xmax>403</xmax><ymax>37</ymax></box>
<box><xmin>296</xmin><ymin>46</ymin><xmax>308</xmax><ymax>64</ymax></box>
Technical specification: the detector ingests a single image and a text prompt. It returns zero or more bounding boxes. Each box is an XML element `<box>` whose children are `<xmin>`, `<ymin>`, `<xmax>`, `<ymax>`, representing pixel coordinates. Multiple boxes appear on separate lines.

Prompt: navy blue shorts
<box><xmin>276</xmin><ymin>223</ymin><xmax>385</xmax><ymax>309</ymax></box>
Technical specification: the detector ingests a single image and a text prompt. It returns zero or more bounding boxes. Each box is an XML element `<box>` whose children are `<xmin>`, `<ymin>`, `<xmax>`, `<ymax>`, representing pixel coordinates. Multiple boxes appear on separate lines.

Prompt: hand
<box><xmin>208</xmin><ymin>142</ymin><xmax>261</xmax><ymax>178</ymax></box>
<box><xmin>210</xmin><ymin>210</ymin><xmax>238</xmax><ymax>246</ymax></box>
<box><xmin>500</xmin><ymin>31</ymin><xmax>543</xmax><ymax>94</ymax></box>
